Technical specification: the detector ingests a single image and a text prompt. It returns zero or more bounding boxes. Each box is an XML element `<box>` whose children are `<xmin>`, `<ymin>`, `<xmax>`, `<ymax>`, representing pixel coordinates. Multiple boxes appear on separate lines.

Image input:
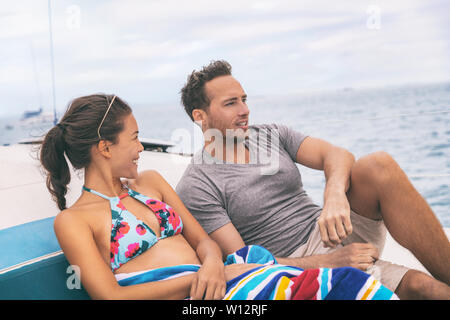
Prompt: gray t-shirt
<box><xmin>175</xmin><ymin>123</ymin><xmax>322</xmax><ymax>257</ymax></box>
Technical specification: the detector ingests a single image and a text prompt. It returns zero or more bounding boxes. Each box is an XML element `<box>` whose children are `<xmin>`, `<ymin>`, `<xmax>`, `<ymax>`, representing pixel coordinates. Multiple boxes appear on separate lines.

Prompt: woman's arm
<box><xmin>54</xmin><ymin>209</ymin><xmax>195</xmax><ymax>300</ymax></box>
<box><xmin>136</xmin><ymin>170</ymin><xmax>226</xmax><ymax>299</ymax></box>
<box><xmin>189</xmin><ymin>237</ymin><xmax>227</xmax><ymax>299</ymax></box>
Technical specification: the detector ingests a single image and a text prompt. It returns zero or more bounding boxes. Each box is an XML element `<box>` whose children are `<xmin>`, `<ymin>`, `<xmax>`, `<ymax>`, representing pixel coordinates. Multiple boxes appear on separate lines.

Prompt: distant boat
<box><xmin>21</xmin><ymin>107</ymin><xmax>43</xmax><ymax>120</ymax></box>
<box><xmin>4</xmin><ymin>124</ymin><xmax>13</xmax><ymax>130</ymax></box>
<box><xmin>19</xmin><ymin>107</ymin><xmax>54</xmax><ymax>127</ymax></box>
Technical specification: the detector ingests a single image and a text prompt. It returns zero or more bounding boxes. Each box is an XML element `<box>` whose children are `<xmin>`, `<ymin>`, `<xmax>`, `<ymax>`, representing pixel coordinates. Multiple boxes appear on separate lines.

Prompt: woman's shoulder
<box><xmin>54</xmin><ymin>200</ymin><xmax>103</xmax><ymax>231</ymax></box>
<box><xmin>53</xmin><ymin>207</ymin><xmax>86</xmax><ymax>238</ymax></box>
<box><xmin>54</xmin><ymin>206</ymin><xmax>86</xmax><ymax>227</ymax></box>
<box><xmin>125</xmin><ymin>170</ymin><xmax>165</xmax><ymax>199</ymax></box>
<box><xmin>137</xmin><ymin>169</ymin><xmax>164</xmax><ymax>182</ymax></box>
<box><xmin>127</xmin><ymin>169</ymin><xmax>164</xmax><ymax>189</ymax></box>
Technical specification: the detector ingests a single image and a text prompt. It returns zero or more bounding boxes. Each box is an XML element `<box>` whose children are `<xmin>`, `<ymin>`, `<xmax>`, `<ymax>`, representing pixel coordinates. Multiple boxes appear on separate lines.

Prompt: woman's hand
<box><xmin>190</xmin><ymin>257</ymin><xmax>226</xmax><ymax>300</ymax></box>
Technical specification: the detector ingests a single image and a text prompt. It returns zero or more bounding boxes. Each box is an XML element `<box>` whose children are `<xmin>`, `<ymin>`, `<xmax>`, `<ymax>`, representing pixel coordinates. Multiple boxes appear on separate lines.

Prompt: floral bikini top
<box><xmin>82</xmin><ymin>185</ymin><xmax>183</xmax><ymax>272</ymax></box>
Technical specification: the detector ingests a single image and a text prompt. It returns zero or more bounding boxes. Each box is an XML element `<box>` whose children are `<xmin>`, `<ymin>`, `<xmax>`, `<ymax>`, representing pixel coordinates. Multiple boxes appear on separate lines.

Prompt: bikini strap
<box><xmin>121</xmin><ymin>184</ymin><xmax>153</xmax><ymax>206</ymax></box>
<box><xmin>82</xmin><ymin>185</ymin><xmax>116</xmax><ymax>201</ymax></box>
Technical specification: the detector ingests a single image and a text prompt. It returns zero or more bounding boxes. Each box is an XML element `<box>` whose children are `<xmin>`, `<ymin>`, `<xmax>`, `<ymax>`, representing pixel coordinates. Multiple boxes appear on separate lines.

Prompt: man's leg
<box><xmin>396</xmin><ymin>269</ymin><xmax>450</xmax><ymax>299</ymax></box>
<box><xmin>345</xmin><ymin>151</ymin><xmax>450</xmax><ymax>297</ymax></box>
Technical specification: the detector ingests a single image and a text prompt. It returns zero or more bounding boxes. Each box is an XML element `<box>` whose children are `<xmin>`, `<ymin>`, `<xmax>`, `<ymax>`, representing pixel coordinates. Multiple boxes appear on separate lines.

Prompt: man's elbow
<box><xmin>344</xmin><ymin>148</ymin><xmax>355</xmax><ymax>163</ymax></box>
<box><xmin>333</xmin><ymin>146</ymin><xmax>355</xmax><ymax>163</ymax></box>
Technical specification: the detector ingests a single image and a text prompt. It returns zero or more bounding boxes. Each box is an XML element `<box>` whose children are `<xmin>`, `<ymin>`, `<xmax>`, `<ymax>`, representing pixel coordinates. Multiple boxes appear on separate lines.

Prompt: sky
<box><xmin>0</xmin><ymin>0</ymin><xmax>449</xmax><ymax>117</ymax></box>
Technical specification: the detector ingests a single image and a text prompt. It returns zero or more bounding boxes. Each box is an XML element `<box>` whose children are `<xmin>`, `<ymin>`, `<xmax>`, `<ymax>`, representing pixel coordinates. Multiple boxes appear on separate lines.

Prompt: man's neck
<box><xmin>204</xmin><ymin>138</ymin><xmax>249</xmax><ymax>164</ymax></box>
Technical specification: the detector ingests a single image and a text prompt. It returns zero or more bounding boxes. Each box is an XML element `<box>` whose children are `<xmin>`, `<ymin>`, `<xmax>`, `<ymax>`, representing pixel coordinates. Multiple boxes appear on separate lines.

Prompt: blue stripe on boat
<box><xmin>0</xmin><ymin>253</ymin><xmax>90</xmax><ymax>299</ymax></box>
<box><xmin>0</xmin><ymin>217</ymin><xmax>60</xmax><ymax>270</ymax></box>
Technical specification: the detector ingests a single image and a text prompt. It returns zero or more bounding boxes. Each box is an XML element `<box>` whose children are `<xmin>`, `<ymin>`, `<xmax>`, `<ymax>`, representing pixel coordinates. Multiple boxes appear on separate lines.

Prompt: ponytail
<box><xmin>38</xmin><ymin>94</ymin><xmax>132</xmax><ymax>211</ymax></box>
<box><xmin>40</xmin><ymin>125</ymin><xmax>71</xmax><ymax>211</ymax></box>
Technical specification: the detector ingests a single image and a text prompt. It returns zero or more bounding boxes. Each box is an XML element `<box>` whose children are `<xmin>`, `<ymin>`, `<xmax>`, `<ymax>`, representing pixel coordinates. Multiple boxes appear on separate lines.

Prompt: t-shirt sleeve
<box><xmin>272</xmin><ymin>123</ymin><xmax>309</xmax><ymax>161</ymax></box>
<box><xmin>175</xmin><ymin>166</ymin><xmax>231</xmax><ymax>234</ymax></box>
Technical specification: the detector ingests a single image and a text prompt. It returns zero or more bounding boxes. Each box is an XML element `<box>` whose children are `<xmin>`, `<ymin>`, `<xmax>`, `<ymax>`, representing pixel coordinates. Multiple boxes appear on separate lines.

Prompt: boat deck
<box><xmin>0</xmin><ymin>143</ymin><xmax>448</xmax><ymax>285</ymax></box>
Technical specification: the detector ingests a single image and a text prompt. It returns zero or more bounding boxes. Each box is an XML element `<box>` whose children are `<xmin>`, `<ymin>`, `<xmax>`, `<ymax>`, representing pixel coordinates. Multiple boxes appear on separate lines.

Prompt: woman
<box><xmin>39</xmin><ymin>94</ymin><xmax>397</xmax><ymax>300</ymax></box>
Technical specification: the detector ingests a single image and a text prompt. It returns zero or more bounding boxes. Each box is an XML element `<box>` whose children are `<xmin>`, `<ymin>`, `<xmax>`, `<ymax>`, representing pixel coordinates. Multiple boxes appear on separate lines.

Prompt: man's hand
<box><xmin>318</xmin><ymin>193</ymin><xmax>353</xmax><ymax>248</ymax></box>
<box><xmin>277</xmin><ymin>242</ymin><xmax>379</xmax><ymax>271</ymax></box>
<box><xmin>319</xmin><ymin>243</ymin><xmax>380</xmax><ymax>271</ymax></box>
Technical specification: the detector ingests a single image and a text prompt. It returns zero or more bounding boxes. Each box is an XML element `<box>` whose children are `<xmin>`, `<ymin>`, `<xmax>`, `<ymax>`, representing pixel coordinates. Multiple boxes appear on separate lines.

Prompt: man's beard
<box><xmin>205</xmin><ymin>118</ymin><xmax>249</xmax><ymax>145</ymax></box>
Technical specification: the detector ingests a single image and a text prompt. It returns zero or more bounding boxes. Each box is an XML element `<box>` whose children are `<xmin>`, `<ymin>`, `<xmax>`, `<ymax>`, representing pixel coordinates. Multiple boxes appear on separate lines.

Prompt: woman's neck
<box><xmin>83</xmin><ymin>164</ymin><xmax>124</xmax><ymax>197</ymax></box>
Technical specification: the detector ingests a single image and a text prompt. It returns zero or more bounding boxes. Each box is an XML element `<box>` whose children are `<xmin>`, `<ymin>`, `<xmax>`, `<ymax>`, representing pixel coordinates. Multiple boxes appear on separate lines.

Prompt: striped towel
<box><xmin>115</xmin><ymin>245</ymin><xmax>398</xmax><ymax>300</ymax></box>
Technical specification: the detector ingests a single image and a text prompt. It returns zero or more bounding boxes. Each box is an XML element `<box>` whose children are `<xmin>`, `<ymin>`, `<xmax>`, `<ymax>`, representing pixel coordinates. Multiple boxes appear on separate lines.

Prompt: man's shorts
<box><xmin>288</xmin><ymin>210</ymin><xmax>410</xmax><ymax>292</ymax></box>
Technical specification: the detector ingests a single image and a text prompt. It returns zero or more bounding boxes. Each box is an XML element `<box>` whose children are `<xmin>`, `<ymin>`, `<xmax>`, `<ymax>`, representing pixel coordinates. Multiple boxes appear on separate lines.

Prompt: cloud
<box><xmin>0</xmin><ymin>0</ymin><xmax>449</xmax><ymax>116</ymax></box>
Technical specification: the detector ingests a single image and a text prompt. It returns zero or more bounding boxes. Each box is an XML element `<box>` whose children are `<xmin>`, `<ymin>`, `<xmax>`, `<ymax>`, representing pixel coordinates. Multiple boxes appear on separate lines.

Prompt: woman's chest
<box><xmin>89</xmin><ymin>199</ymin><xmax>163</xmax><ymax>261</ymax></box>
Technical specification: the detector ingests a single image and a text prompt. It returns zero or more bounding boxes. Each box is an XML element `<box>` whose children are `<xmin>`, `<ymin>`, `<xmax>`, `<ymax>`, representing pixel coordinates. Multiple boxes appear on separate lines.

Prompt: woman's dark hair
<box><xmin>39</xmin><ymin>94</ymin><xmax>132</xmax><ymax>210</ymax></box>
<box><xmin>180</xmin><ymin>60</ymin><xmax>232</xmax><ymax>121</ymax></box>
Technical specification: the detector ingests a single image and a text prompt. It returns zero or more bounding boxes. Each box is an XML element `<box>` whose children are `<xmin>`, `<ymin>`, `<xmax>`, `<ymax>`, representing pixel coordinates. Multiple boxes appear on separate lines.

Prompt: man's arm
<box><xmin>209</xmin><ymin>223</ymin><xmax>246</xmax><ymax>259</ymax></box>
<box><xmin>277</xmin><ymin>135</ymin><xmax>378</xmax><ymax>271</ymax></box>
<box><xmin>210</xmin><ymin>222</ymin><xmax>378</xmax><ymax>272</ymax></box>
<box><xmin>295</xmin><ymin>136</ymin><xmax>355</xmax><ymax>248</ymax></box>
<box><xmin>209</xmin><ymin>222</ymin><xmax>328</xmax><ymax>269</ymax></box>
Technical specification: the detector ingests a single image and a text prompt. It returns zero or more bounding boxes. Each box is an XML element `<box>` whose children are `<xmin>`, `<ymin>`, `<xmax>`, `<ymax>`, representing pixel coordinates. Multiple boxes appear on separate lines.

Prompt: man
<box><xmin>175</xmin><ymin>60</ymin><xmax>450</xmax><ymax>299</ymax></box>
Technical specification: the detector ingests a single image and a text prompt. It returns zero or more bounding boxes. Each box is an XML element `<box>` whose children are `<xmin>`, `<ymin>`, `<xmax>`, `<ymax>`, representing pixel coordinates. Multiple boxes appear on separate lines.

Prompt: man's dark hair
<box><xmin>180</xmin><ymin>60</ymin><xmax>232</xmax><ymax>121</ymax></box>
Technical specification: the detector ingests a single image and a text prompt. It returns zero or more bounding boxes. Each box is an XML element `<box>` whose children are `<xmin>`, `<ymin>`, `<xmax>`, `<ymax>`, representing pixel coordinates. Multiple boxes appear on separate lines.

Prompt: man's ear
<box><xmin>97</xmin><ymin>140</ymin><xmax>112</xmax><ymax>159</ymax></box>
<box><xmin>192</xmin><ymin>109</ymin><xmax>207</xmax><ymax>131</ymax></box>
<box><xmin>192</xmin><ymin>109</ymin><xmax>206</xmax><ymax>122</ymax></box>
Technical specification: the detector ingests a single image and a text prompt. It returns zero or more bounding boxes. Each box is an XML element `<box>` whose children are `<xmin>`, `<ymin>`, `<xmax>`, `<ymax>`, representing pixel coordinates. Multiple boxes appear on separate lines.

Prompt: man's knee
<box><xmin>352</xmin><ymin>151</ymin><xmax>397</xmax><ymax>183</ymax></box>
<box><xmin>396</xmin><ymin>270</ymin><xmax>448</xmax><ymax>299</ymax></box>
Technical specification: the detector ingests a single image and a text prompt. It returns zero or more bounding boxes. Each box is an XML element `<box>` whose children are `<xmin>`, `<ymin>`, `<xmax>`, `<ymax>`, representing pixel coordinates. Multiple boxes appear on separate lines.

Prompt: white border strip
<box><xmin>0</xmin><ymin>250</ymin><xmax>63</xmax><ymax>275</ymax></box>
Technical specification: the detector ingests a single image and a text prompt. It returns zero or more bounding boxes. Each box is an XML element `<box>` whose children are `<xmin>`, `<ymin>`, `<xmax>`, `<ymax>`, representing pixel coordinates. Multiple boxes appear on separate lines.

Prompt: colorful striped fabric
<box><xmin>115</xmin><ymin>245</ymin><xmax>398</xmax><ymax>300</ymax></box>
<box><xmin>223</xmin><ymin>246</ymin><xmax>397</xmax><ymax>300</ymax></box>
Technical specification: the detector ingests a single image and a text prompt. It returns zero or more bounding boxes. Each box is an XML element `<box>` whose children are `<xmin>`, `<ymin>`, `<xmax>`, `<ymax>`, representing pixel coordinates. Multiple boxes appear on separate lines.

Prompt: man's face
<box><xmin>201</xmin><ymin>75</ymin><xmax>250</xmax><ymax>139</ymax></box>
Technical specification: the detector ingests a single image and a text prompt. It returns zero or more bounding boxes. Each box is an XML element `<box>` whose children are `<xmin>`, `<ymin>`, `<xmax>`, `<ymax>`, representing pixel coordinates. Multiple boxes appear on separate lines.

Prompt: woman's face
<box><xmin>108</xmin><ymin>113</ymin><xmax>144</xmax><ymax>179</ymax></box>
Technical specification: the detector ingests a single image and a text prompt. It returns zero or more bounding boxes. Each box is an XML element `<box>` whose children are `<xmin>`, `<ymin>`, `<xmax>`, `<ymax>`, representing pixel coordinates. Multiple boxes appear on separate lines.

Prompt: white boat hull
<box><xmin>0</xmin><ymin>143</ymin><xmax>448</xmax><ymax>299</ymax></box>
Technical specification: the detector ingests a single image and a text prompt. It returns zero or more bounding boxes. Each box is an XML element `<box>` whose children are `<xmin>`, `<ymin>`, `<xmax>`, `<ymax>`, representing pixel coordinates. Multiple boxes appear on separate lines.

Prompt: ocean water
<box><xmin>1</xmin><ymin>82</ymin><xmax>449</xmax><ymax>227</ymax></box>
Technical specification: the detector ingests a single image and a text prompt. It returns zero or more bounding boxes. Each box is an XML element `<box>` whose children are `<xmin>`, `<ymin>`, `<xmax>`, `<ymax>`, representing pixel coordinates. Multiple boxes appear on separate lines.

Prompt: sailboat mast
<box><xmin>29</xmin><ymin>43</ymin><xmax>43</xmax><ymax>111</ymax></box>
<box><xmin>47</xmin><ymin>0</ymin><xmax>57</xmax><ymax>125</ymax></box>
